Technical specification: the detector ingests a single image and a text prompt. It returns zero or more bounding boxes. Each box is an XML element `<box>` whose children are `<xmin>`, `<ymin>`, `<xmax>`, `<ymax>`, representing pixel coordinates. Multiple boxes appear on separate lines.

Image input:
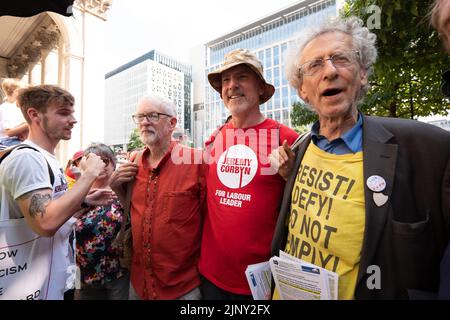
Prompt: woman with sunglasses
<box><xmin>74</xmin><ymin>143</ymin><xmax>129</xmax><ymax>300</ymax></box>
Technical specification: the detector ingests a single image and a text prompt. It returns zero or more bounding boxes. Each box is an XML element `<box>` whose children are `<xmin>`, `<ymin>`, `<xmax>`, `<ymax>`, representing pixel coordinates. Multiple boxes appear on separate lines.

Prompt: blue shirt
<box><xmin>311</xmin><ymin>114</ymin><xmax>363</xmax><ymax>155</ymax></box>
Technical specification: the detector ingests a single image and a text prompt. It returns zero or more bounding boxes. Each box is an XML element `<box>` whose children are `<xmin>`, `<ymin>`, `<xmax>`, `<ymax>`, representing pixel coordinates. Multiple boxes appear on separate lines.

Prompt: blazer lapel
<box><xmin>356</xmin><ymin>116</ymin><xmax>398</xmax><ymax>289</ymax></box>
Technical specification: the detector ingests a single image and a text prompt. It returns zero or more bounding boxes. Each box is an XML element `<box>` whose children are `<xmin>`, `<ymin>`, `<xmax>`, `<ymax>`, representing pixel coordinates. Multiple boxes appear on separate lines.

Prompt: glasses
<box><xmin>298</xmin><ymin>51</ymin><xmax>359</xmax><ymax>77</ymax></box>
<box><xmin>132</xmin><ymin>112</ymin><xmax>172</xmax><ymax>124</ymax></box>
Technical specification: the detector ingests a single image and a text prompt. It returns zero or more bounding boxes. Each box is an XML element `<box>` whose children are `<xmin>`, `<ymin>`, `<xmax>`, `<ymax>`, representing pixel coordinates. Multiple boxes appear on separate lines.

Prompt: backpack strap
<box><xmin>204</xmin><ymin>115</ymin><xmax>231</xmax><ymax>149</ymax></box>
<box><xmin>0</xmin><ymin>144</ymin><xmax>55</xmax><ymax>186</ymax></box>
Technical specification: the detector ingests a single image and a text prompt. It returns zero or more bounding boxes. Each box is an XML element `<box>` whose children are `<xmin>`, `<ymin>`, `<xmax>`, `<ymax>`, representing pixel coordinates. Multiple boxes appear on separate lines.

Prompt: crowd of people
<box><xmin>0</xmin><ymin>1</ymin><xmax>450</xmax><ymax>300</ymax></box>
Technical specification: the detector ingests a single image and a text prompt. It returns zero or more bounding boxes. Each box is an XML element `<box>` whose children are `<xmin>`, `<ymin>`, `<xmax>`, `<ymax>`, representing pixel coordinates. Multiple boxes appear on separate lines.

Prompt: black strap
<box><xmin>0</xmin><ymin>144</ymin><xmax>55</xmax><ymax>186</ymax></box>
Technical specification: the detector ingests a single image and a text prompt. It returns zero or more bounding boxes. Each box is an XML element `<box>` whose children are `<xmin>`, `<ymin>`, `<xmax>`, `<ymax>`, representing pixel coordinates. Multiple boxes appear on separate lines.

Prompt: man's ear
<box><xmin>170</xmin><ymin>116</ymin><xmax>177</xmax><ymax>129</ymax></box>
<box><xmin>257</xmin><ymin>77</ymin><xmax>267</xmax><ymax>98</ymax></box>
<box><xmin>27</xmin><ymin>107</ymin><xmax>41</xmax><ymax>123</ymax></box>
<box><xmin>297</xmin><ymin>86</ymin><xmax>309</xmax><ymax>103</ymax></box>
<box><xmin>360</xmin><ymin>68</ymin><xmax>368</xmax><ymax>86</ymax></box>
<box><xmin>259</xmin><ymin>81</ymin><xmax>265</xmax><ymax>97</ymax></box>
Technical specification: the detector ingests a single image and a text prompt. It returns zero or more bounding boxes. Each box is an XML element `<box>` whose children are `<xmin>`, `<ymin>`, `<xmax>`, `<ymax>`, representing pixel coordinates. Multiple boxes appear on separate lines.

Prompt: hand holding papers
<box><xmin>245</xmin><ymin>261</ymin><xmax>272</xmax><ymax>300</ymax></box>
<box><xmin>269</xmin><ymin>251</ymin><xmax>338</xmax><ymax>300</ymax></box>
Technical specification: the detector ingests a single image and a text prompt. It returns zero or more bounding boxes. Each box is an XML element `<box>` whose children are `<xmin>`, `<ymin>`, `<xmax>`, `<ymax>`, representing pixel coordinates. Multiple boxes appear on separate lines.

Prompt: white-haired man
<box><xmin>110</xmin><ymin>95</ymin><xmax>205</xmax><ymax>300</ymax></box>
<box><xmin>271</xmin><ymin>17</ymin><xmax>450</xmax><ymax>299</ymax></box>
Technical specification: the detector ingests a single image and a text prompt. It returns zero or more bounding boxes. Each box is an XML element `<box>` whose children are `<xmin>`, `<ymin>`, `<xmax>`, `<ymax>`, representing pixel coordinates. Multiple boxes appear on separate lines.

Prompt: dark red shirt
<box><xmin>130</xmin><ymin>142</ymin><xmax>205</xmax><ymax>299</ymax></box>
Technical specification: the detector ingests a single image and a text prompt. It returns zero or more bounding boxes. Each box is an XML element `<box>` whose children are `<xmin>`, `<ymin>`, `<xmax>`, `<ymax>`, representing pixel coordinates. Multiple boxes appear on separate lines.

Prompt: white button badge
<box><xmin>366</xmin><ymin>175</ymin><xmax>386</xmax><ymax>192</ymax></box>
<box><xmin>367</xmin><ymin>175</ymin><xmax>388</xmax><ymax>207</ymax></box>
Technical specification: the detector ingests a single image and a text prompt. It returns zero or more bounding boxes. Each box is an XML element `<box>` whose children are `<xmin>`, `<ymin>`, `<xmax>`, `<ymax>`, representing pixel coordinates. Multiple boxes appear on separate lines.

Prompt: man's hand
<box><xmin>79</xmin><ymin>153</ymin><xmax>105</xmax><ymax>178</ymax></box>
<box><xmin>269</xmin><ymin>140</ymin><xmax>296</xmax><ymax>181</ymax></box>
<box><xmin>109</xmin><ymin>162</ymin><xmax>139</xmax><ymax>203</ymax></box>
<box><xmin>17</xmin><ymin>128</ymin><xmax>29</xmax><ymax>141</ymax></box>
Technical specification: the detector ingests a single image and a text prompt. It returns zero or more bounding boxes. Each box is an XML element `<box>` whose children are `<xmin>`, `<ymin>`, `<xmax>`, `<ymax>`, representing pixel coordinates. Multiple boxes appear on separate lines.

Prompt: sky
<box><xmin>104</xmin><ymin>0</ymin><xmax>298</xmax><ymax>71</ymax></box>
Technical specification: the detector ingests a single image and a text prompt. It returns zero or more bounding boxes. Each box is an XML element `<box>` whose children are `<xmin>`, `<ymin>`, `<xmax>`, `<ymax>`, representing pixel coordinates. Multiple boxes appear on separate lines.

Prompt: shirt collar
<box><xmin>142</xmin><ymin>141</ymin><xmax>177</xmax><ymax>171</ymax></box>
<box><xmin>311</xmin><ymin>113</ymin><xmax>363</xmax><ymax>153</ymax></box>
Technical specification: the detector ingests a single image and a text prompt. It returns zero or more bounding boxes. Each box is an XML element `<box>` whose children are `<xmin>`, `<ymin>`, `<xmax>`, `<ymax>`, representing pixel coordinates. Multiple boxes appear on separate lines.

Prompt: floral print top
<box><xmin>75</xmin><ymin>199</ymin><xmax>126</xmax><ymax>284</ymax></box>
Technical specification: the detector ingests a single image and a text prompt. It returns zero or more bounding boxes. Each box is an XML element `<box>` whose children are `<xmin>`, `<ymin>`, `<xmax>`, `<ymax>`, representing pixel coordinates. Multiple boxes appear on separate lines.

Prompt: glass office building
<box><xmin>203</xmin><ymin>0</ymin><xmax>340</xmax><ymax>137</ymax></box>
<box><xmin>105</xmin><ymin>50</ymin><xmax>192</xmax><ymax>148</ymax></box>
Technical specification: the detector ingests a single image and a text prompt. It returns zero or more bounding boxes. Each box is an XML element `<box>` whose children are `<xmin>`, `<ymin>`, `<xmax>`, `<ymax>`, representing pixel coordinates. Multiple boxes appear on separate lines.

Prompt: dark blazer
<box><xmin>271</xmin><ymin>115</ymin><xmax>450</xmax><ymax>299</ymax></box>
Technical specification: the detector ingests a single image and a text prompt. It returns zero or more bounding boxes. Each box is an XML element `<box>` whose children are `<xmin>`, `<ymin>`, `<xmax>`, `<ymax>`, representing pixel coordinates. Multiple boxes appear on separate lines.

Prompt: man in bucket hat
<box><xmin>199</xmin><ymin>49</ymin><xmax>299</xmax><ymax>299</ymax></box>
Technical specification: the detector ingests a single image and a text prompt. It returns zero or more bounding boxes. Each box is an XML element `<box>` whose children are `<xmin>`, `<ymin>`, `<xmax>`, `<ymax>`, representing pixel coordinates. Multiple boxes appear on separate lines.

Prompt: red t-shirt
<box><xmin>199</xmin><ymin>118</ymin><xmax>299</xmax><ymax>294</ymax></box>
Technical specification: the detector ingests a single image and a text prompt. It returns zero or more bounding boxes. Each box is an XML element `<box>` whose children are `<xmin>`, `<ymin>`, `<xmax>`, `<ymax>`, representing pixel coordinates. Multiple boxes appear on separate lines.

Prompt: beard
<box><xmin>140</xmin><ymin>130</ymin><xmax>159</xmax><ymax>146</ymax></box>
<box><xmin>42</xmin><ymin>116</ymin><xmax>71</xmax><ymax>141</ymax></box>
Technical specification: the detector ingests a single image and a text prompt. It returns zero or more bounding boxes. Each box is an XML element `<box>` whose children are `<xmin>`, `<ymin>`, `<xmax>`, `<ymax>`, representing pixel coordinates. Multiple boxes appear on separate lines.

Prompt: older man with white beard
<box><xmin>110</xmin><ymin>95</ymin><xmax>205</xmax><ymax>300</ymax></box>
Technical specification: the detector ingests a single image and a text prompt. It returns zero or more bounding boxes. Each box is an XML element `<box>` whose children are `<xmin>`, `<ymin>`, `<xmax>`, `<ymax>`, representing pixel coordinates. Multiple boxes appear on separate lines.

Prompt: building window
<box><xmin>274</xmin><ymin>45</ymin><xmax>279</xmax><ymax>66</ymax></box>
<box><xmin>265</xmin><ymin>68</ymin><xmax>273</xmax><ymax>84</ymax></box>
<box><xmin>282</xmin><ymin>86</ymin><xmax>289</xmax><ymax>108</ymax></box>
<box><xmin>274</xmin><ymin>90</ymin><xmax>280</xmax><ymax>109</ymax></box>
<box><xmin>265</xmin><ymin>48</ymin><xmax>272</xmax><ymax>68</ymax></box>
<box><xmin>273</xmin><ymin>66</ymin><xmax>280</xmax><ymax>88</ymax></box>
<box><xmin>282</xmin><ymin>109</ymin><xmax>290</xmax><ymax>123</ymax></box>
<box><xmin>275</xmin><ymin>110</ymin><xmax>281</xmax><ymax>121</ymax></box>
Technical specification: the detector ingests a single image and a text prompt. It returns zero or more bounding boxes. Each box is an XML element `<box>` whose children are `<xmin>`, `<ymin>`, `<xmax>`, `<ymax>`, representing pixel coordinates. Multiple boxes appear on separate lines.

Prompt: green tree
<box><xmin>342</xmin><ymin>0</ymin><xmax>449</xmax><ymax>118</ymax></box>
<box><xmin>290</xmin><ymin>101</ymin><xmax>318</xmax><ymax>129</ymax></box>
<box><xmin>127</xmin><ymin>128</ymin><xmax>144</xmax><ymax>151</ymax></box>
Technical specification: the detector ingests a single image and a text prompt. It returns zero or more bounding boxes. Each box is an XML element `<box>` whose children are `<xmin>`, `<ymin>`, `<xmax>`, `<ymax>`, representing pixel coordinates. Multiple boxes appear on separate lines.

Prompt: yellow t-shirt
<box><xmin>282</xmin><ymin>143</ymin><xmax>365</xmax><ymax>300</ymax></box>
<box><xmin>66</xmin><ymin>175</ymin><xmax>76</xmax><ymax>190</ymax></box>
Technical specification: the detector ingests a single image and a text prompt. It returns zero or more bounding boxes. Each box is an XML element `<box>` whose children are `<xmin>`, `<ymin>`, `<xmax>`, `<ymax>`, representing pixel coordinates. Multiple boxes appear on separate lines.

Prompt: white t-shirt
<box><xmin>0</xmin><ymin>141</ymin><xmax>76</xmax><ymax>299</ymax></box>
<box><xmin>0</xmin><ymin>101</ymin><xmax>25</xmax><ymax>139</ymax></box>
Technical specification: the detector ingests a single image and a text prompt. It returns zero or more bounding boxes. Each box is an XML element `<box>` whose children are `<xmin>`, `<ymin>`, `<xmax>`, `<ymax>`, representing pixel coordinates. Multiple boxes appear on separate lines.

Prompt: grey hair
<box><xmin>83</xmin><ymin>142</ymin><xmax>117</xmax><ymax>168</ymax></box>
<box><xmin>138</xmin><ymin>95</ymin><xmax>177</xmax><ymax>117</ymax></box>
<box><xmin>285</xmin><ymin>16</ymin><xmax>378</xmax><ymax>104</ymax></box>
<box><xmin>429</xmin><ymin>0</ymin><xmax>443</xmax><ymax>29</ymax></box>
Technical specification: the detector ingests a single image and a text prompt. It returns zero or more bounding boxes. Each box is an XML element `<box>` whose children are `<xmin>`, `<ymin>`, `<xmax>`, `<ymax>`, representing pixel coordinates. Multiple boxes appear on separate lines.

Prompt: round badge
<box><xmin>366</xmin><ymin>175</ymin><xmax>386</xmax><ymax>192</ymax></box>
<box><xmin>216</xmin><ymin>144</ymin><xmax>258</xmax><ymax>189</ymax></box>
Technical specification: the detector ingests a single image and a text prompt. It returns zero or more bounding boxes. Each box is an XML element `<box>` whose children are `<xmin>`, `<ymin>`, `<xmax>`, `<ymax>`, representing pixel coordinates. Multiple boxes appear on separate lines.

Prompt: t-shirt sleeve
<box><xmin>2</xmin><ymin>149</ymin><xmax>53</xmax><ymax>200</ymax></box>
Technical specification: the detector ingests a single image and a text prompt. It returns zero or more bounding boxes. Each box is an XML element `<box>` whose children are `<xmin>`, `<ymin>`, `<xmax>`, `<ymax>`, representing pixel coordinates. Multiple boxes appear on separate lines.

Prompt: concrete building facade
<box><xmin>0</xmin><ymin>0</ymin><xmax>112</xmax><ymax>164</ymax></box>
<box><xmin>104</xmin><ymin>50</ymin><xmax>192</xmax><ymax>149</ymax></box>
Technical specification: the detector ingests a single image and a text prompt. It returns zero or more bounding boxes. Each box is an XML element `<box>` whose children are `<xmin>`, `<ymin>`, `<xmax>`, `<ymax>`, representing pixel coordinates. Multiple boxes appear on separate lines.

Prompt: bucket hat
<box><xmin>207</xmin><ymin>49</ymin><xmax>275</xmax><ymax>104</ymax></box>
